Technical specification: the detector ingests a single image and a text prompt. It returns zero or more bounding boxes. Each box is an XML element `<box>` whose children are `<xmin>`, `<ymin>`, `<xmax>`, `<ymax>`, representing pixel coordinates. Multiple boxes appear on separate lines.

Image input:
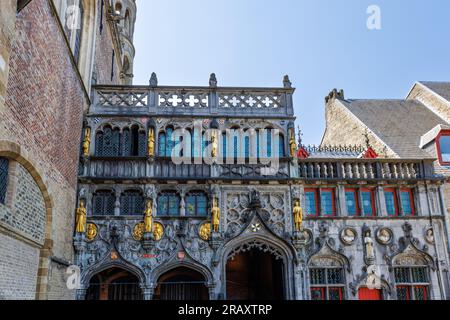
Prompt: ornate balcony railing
<box><xmin>297</xmin><ymin>159</ymin><xmax>433</xmax><ymax>181</ymax></box>
<box><xmin>90</xmin><ymin>84</ymin><xmax>295</xmax><ymax>117</ymax></box>
<box><xmin>79</xmin><ymin>156</ymin><xmax>436</xmax><ymax>182</ymax></box>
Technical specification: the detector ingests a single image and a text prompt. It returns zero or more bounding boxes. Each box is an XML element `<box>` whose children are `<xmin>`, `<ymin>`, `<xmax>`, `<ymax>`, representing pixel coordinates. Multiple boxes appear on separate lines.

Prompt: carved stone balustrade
<box><xmin>297</xmin><ymin>159</ymin><xmax>435</xmax><ymax>181</ymax></box>
<box><xmin>90</xmin><ymin>85</ymin><xmax>295</xmax><ymax>117</ymax></box>
<box><xmin>80</xmin><ymin>157</ymin><xmax>148</xmax><ymax>180</ymax></box>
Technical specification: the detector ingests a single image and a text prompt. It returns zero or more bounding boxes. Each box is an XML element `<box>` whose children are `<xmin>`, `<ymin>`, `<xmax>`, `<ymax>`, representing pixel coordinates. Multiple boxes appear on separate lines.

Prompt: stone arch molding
<box><xmin>150</xmin><ymin>259</ymin><xmax>215</xmax><ymax>288</ymax></box>
<box><xmin>0</xmin><ymin>140</ymin><xmax>54</xmax><ymax>299</ymax></box>
<box><xmin>390</xmin><ymin>244</ymin><xmax>435</xmax><ymax>270</ymax></box>
<box><xmin>308</xmin><ymin>240</ymin><xmax>352</xmax><ymax>273</ymax></box>
<box><xmin>80</xmin><ymin>250</ymin><xmax>147</xmax><ymax>287</ymax></box>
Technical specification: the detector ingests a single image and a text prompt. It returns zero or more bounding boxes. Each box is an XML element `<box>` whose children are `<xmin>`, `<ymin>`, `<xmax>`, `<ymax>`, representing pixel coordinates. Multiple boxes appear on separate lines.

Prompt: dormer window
<box><xmin>437</xmin><ymin>132</ymin><xmax>450</xmax><ymax>165</ymax></box>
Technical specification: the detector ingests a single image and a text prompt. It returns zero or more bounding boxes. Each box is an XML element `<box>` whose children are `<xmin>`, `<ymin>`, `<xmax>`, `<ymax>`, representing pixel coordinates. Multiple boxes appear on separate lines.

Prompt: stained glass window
<box><xmin>158</xmin><ymin>192</ymin><xmax>180</xmax><ymax>216</ymax></box>
<box><xmin>361</xmin><ymin>190</ymin><xmax>375</xmax><ymax>216</ymax></box>
<box><xmin>321</xmin><ymin>190</ymin><xmax>335</xmax><ymax>216</ymax></box>
<box><xmin>305</xmin><ymin>190</ymin><xmax>318</xmax><ymax>216</ymax></box>
<box><xmin>185</xmin><ymin>192</ymin><xmax>208</xmax><ymax>216</ymax></box>
<box><xmin>345</xmin><ymin>190</ymin><xmax>358</xmax><ymax>216</ymax></box>
<box><xmin>278</xmin><ymin>134</ymin><xmax>285</xmax><ymax>157</ymax></box>
<box><xmin>400</xmin><ymin>190</ymin><xmax>414</xmax><ymax>216</ymax></box>
<box><xmin>384</xmin><ymin>190</ymin><xmax>398</xmax><ymax>216</ymax></box>
<box><xmin>158</xmin><ymin>132</ymin><xmax>166</xmax><ymax>157</ymax></box>
<box><xmin>0</xmin><ymin>158</ymin><xmax>9</xmax><ymax>205</ymax></box>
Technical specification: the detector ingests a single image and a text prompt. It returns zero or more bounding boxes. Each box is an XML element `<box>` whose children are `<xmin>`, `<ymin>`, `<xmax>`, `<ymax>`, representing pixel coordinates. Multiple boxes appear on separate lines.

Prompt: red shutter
<box><xmin>358</xmin><ymin>288</ymin><xmax>382</xmax><ymax>300</ymax></box>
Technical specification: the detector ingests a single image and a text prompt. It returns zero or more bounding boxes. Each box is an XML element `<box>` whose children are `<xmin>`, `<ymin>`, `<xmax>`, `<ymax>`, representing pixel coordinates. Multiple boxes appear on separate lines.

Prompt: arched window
<box><xmin>393</xmin><ymin>255</ymin><xmax>430</xmax><ymax>300</ymax></box>
<box><xmin>278</xmin><ymin>133</ymin><xmax>285</xmax><ymax>157</ymax></box>
<box><xmin>309</xmin><ymin>257</ymin><xmax>346</xmax><ymax>300</ymax></box>
<box><xmin>158</xmin><ymin>132</ymin><xmax>166</xmax><ymax>157</ymax></box>
<box><xmin>93</xmin><ymin>190</ymin><xmax>115</xmax><ymax>216</ymax></box>
<box><xmin>159</xmin><ymin>127</ymin><xmax>177</xmax><ymax>157</ymax></box>
<box><xmin>95</xmin><ymin>126</ymin><xmax>120</xmax><ymax>157</ymax></box>
<box><xmin>266</xmin><ymin>129</ymin><xmax>273</xmax><ymax>158</ymax></box>
<box><xmin>157</xmin><ymin>192</ymin><xmax>180</xmax><ymax>216</ymax></box>
<box><xmin>120</xmin><ymin>190</ymin><xmax>144</xmax><ymax>216</ymax></box>
<box><xmin>73</xmin><ymin>0</ymin><xmax>84</xmax><ymax>65</ymax></box>
<box><xmin>0</xmin><ymin>158</ymin><xmax>9</xmax><ymax>205</ymax></box>
<box><xmin>185</xmin><ymin>192</ymin><xmax>208</xmax><ymax>216</ymax></box>
<box><xmin>222</xmin><ymin>132</ymin><xmax>227</xmax><ymax>160</ymax></box>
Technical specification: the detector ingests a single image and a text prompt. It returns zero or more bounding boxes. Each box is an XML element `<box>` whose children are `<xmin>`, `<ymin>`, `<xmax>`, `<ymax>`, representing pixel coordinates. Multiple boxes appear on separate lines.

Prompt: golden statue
<box><xmin>144</xmin><ymin>199</ymin><xmax>153</xmax><ymax>233</ymax></box>
<box><xmin>289</xmin><ymin>129</ymin><xmax>297</xmax><ymax>157</ymax></box>
<box><xmin>82</xmin><ymin>127</ymin><xmax>91</xmax><ymax>156</ymax></box>
<box><xmin>212</xmin><ymin>197</ymin><xmax>220</xmax><ymax>233</ymax></box>
<box><xmin>133</xmin><ymin>222</ymin><xmax>145</xmax><ymax>241</ymax></box>
<box><xmin>293</xmin><ymin>199</ymin><xmax>303</xmax><ymax>231</ymax></box>
<box><xmin>211</xmin><ymin>131</ymin><xmax>218</xmax><ymax>158</ymax></box>
<box><xmin>75</xmin><ymin>200</ymin><xmax>87</xmax><ymax>233</ymax></box>
<box><xmin>86</xmin><ymin>223</ymin><xmax>98</xmax><ymax>241</ymax></box>
<box><xmin>199</xmin><ymin>223</ymin><xmax>212</xmax><ymax>241</ymax></box>
<box><xmin>148</xmin><ymin>128</ymin><xmax>155</xmax><ymax>157</ymax></box>
<box><xmin>153</xmin><ymin>222</ymin><xmax>164</xmax><ymax>241</ymax></box>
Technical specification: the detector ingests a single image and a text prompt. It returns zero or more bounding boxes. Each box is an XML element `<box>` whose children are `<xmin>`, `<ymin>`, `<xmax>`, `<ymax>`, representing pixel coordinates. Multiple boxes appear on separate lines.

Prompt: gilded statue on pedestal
<box><xmin>289</xmin><ymin>128</ymin><xmax>297</xmax><ymax>157</ymax></box>
<box><xmin>144</xmin><ymin>199</ymin><xmax>153</xmax><ymax>233</ymax></box>
<box><xmin>293</xmin><ymin>199</ymin><xmax>303</xmax><ymax>231</ymax></box>
<box><xmin>211</xmin><ymin>131</ymin><xmax>218</xmax><ymax>158</ymax></box>
<box><xmin>75</xmin><ymin>200</ymin><xmax>87</xmax><ymax>233</ymax></box>
<box><xmin>212</xmin><ymin>197</ymin><xmax>220</xmax><ymax>233</ymax></box>
<box><xmin>82</xmin><ymin>128</ymin><xmax>91</xmax><ymax>156</ymax></box>
<box><xmin>148</xmin><ymin>128</ymin><xmax>155</xmax><ymax>157</ymax></box>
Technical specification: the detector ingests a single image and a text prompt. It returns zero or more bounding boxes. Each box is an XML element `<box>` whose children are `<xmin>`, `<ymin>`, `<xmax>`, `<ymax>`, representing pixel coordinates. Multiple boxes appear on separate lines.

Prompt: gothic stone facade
<box><xmin>74</xmin><ymin>77</ymin><xmax>450</xmax><ymax>300</ymax></box>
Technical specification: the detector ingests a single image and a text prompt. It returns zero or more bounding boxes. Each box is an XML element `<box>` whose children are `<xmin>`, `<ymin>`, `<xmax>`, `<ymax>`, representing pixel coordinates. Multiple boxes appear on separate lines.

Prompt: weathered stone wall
<box><xmin>321</xmin><ymin>99</ymin><xmax>397</xmax><ymax>158</ymax></box>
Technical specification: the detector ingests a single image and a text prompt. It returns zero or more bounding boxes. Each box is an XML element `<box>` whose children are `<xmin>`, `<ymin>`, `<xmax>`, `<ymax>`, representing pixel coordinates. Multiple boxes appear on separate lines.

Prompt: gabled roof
<box><xmin>338</xmin><ymin>99</ymin><xmax>447</xmax><ymax>158</ymax></box>
<box><xmin>419</xmin><ymin>81</ymin><xmax>450</xmax><ymax>102</ymax></box>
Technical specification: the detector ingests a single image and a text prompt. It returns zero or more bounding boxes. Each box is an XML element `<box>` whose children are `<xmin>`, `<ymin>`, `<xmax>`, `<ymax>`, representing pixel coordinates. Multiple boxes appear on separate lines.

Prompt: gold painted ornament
<box><xmin>86</xmin><ymin>223</ymin><xmax>98</xmax><ymax>241</ymax></box>
<box><xmin>153</xmin><ymin>222</ymin><xmax>164</xmax><ymax>241</ymax></box>
<box><xmin>199</xmin><ymin>222</ymin><xmax>212</xmax><ymax>241</ymax></box>
<box><xmin>133</xmin><ymin>222</ymin><xmax>145</xmax><ymax>241</ymax></box>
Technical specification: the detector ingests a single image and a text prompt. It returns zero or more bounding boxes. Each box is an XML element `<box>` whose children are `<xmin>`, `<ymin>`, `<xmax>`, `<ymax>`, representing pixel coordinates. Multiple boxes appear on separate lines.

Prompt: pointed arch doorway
<box><xmin>226</xmin><ymin>248</ymin><xmax>284</xmax><ymax>300</ymax></box>
<box><xmin>85</xmin><ymin>267</ymin><xmax>143</xmax><ymax>300</ymax></box>
<box><xmin>154</xmin><ymin>267</ymin><xmax>209</xmax><ymax>300</ymax></box>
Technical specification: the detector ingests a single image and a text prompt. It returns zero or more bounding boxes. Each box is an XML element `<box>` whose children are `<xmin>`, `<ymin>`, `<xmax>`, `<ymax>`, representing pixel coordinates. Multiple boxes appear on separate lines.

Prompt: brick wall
<box><xmin>0</xmin><ymin>0</ymin><xmax>16</xmax><ymax>105</ymax></box>
<box><xmin>0</xmin><ymin>161</ymin><xmax>46</xmax><ymax>245</ymax></box>
<box><xmin>0</xmin><ymin>0</ymin><xmax>89</xmax><ymax>299</ymax></box>
<box><xmin>92</xmin><ymin>0</ymin><xmax>122</xmax><ymax>85</ymax></box>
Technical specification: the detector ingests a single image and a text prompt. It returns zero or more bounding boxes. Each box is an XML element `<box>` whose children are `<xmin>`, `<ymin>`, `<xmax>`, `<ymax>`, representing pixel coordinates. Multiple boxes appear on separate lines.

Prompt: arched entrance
<box><xmin>85</xmin><ymin>267</ymin><xmax>143</xmax><ymax>300</ymax></box>
<box><xmin>226</xmin><ymin>248</ymin><xmax>284</xmax><ymax>300</ymax></box>
<box><xmin>154</xmin><ymin>267</ymin><xmax>209</xmax><ymax>300</ymax></box>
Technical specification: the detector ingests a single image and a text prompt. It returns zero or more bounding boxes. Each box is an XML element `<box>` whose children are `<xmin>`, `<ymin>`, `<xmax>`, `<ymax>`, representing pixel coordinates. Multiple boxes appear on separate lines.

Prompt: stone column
<box><xmin>376</xmin><ymin>185</ymin><xmax>388</xmax><ymax>217</ymax></box>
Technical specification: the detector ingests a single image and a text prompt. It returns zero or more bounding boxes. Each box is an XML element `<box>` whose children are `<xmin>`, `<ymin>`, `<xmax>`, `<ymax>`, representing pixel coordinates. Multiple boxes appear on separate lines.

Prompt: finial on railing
<box><xmin>283</xmin><ymin>75</ymin><xmax>292</xmax><ymax>88</ymax></box>
<box><xmin>209</xmin><ymin>73</ymin><xmax>218</xmax><ymax>88</ymax></box>
<box><xmin>149</xmin><ymin>72</ymin><xmax>158</xmax><ymax>87</ymax></box>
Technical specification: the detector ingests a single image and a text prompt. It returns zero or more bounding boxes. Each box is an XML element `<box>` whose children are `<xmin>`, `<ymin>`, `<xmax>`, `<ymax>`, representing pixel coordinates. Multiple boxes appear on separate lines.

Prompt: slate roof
<box><xmin>339</xmin><ymin>99</ymin><xmax>447</xmax><ymax>158</ymax></box>
<box><xmin>419</xmin><ymin>81</ymin><xmax>450</xmax><ymax>102</ymax></box>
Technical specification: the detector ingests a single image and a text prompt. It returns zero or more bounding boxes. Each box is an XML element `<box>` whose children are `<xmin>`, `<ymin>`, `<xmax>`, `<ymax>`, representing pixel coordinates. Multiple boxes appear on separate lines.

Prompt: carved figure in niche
<box><xmin>292</xmin><ymin>199</ymin><xmax>303</xmax><ymax>231</ymax></box>
<box><xmin>364</xmin><ymin>229</ymin><xmax>375</xmax><ymax>262</ymax></box>
<box><xmin>82</xmin><ymin>128</ymin><xmax>91</xmax><ymax>156</ymax></box>
<box><xmin>212</xmin><ymin>197</ymin><xmax>220</xmax><ymax>232</ymax></box>
<box><xmin>75</xmin><ymin>200</ymin><xmax>87</xmax><ymax>233</ymax></box>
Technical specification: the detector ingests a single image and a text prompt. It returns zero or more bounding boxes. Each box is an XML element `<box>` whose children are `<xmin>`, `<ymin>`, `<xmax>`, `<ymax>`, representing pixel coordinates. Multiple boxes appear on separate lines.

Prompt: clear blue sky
<box><xmin>133</xmin><ymin>0</ymin><xmax>450</xmax><ymax>145</ymax></box>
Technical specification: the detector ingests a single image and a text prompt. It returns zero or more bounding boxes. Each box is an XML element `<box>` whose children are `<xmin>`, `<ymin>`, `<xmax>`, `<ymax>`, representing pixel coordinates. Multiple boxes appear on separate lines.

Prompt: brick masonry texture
<box><xmin>0</xmin><ymin>162</ymin><xmax>46</xmax><ymax>245</ymax></box>
<box><xmin>93</xmin><ymin>0</ymin><xmax>122</xmax><ymax>85</ymax></box>
<box><xmin>0</xmin><ymin>0</ymin><xmax>89</xmax><ymax>299</ymax></box>
<box><xmin>0</xmin><ymin>232</ymin><xmax>40</xmax><ymax>300</ymax></box>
